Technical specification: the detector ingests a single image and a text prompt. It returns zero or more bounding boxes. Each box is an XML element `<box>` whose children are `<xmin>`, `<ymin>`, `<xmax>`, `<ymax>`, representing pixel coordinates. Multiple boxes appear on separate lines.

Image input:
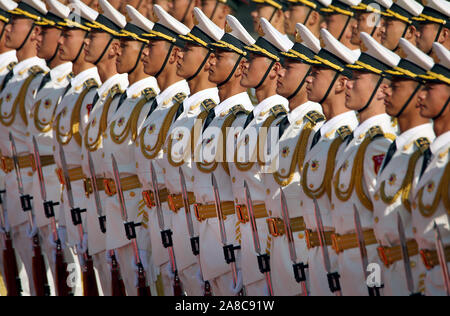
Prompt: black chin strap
<box><xmin>427</xmin><ymin>24</ymin><xmax>444</xmax><ymax>55</ymax></box>
<box><xmin>337</xmin><ymin>15</ymin><xmax>351</xmax><ymax>41</ymax></box>
<box><xmin>218</xmin><ymin>55</ymin><xmax>243</xmax><ymax>87</ymax></box>
<box><xmin>181</xmin><ymin>0</ymin><xmax>194</xmax><ymax>23</ymax></box>
<box><xmin>0</xmin><ymin>24</ymin><xmax>6</xmax><ymax>42</ymax></box>
<box><xmin>72</xmin><ymin>32</ymin><xmax>89</xmax><ymax>64</ymax></box>
<box><xmin>210</xmin><ymin>1</ymin><xmax>220</xmax><ymax>21</ymax></box>
<box><xmin>269</xmin><ymin>7</ymin><xmax>278</xmax><ymax>23</ymax></box>
<box><xmin>319</xmin><ymin>72</ymin><xmax>339</xmax><ymax>105</ymax></box>
<box><xmin>303</xmin><ymin>8</ymin><xmax>313</xmax><ymax>25</ymax></box>
<box><xmin>287</xmin><ymin>68</ymin><xmax>311</xmax><ymax>100</ymax></box>
<box><xmin>358</xmin><ymin>77</ymin><xmax>383</xmax><ymax>113</ymax></box>
<box><xmin>46</xmin><ymin>43</ymin><xmax>60</xmax><ymax>66</ymax></box>
<box><xmin>186</xmin><ymin>50</ymin><xmax>212</xmax><ymax>82</ymax></box>
<box><xmin>93</xmin><ymin>36</ymin><xmax>114</xmax><ymax>65</ymax></box>
<box><xmin>394</xmin><ymin>82</ymin><xmax>422</xmax><ymax>118</ymax></box>
<box><xmin>16</xmin><ymin>24</ymin><xmax>35</xmax><ymax>52</ymax></box>
<box><xmin>254</xmin><ymin>59</ymin><xmax>276</xmax><ymax>90</ymax></box>
<box><xmin>155</xmin><ymin>43</ymin><xmax>174</xmax><ymax>79</ymax></box>
<box><xmin>432</xmin><ymin>95</ymin><xmax>450</xmax><ymax>120</ymax></box>
<box><xmin>393</xmin><ymin>24</ymin><xmax>409</xmax><ymax>52</ymax></box>
<box><xmin>128</xmin><ymin>42</ymin><xmax>145</xmax><ymax>75</ymax></box>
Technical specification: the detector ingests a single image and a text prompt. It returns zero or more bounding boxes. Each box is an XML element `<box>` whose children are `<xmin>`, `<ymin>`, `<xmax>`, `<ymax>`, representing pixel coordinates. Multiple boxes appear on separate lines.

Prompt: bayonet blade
<box><xmin>434</xmin><ymin>222</ymin><xmax>450</xmax><ymax>296</ymax></box>
<box><xmin>87</xmin><ymin>151</ymin><xmax>103</xmax><ymax>218</ymax></box>
<box><xmin>313</xmin><ymin>198</ymin><xmax>332</xmax><ymax>273</ymax></box>
<box><xmin>149</xmin><ymin>161</ymin><xmax>164</xmax><ymax>231</ymax></box>
<box><xmin>397</xmin><ymin>213</ymin><xmax>415</xmax><ymax>294</ymax></box>
<box><xmin>354</xmin><ymin>205</ymin><xmax>370</xmax><ymax>278</ymax></box>
<box><xmin>58</xmin><ymin>142</ymin><xmax>75</xmax><ymax>210</ymax></box>
<box><xmin>111</xmin><ymin>154</ymin><xmax>128</xmax><ymax>222</ymax></box>
<box><xmin>9</xmin><ymin>133</ymin><xmax>24</xmax><ymax>196</ymax></box>
<box><xmin>179</xmin><ymin>167</ymin><xmax>195</xmax><ymax>238</ymax></box>
<box><xmin>32</xmin><ymin>136</ymin><xmax>46</xmax><ymax>202</ymax></box>
<box><xmin>211</xmin><ymin>173</ymin><xmax>227</xmax><ymax>245</ymax></box>
<box><xmin>244</xmin><ymin>180</ymin><xmax>261</xmax><ymax>254</ymax></box>
<box><xmin>280</xmin><ymin>187</ymin><xmax>297</xmax><ymax>263</ymax></box>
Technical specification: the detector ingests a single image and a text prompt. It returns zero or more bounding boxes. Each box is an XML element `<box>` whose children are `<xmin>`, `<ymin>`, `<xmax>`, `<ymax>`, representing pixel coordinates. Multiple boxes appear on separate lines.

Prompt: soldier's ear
<box><xmin>335</xmin><ymin>75</ymin><xmax>348</xmax><ymax>94</ymax></box>
<box><xmin>308</xmin><ymin>11</ymin><xmax>320</xmax><ymax>27</ymax></box>
<box><xmin>169</xmin><ymin>46</ymin><xmax>181</xmax><ymax>64</ymax></box>
<box><xmin>110</xmin><ymin>39</ymin><xmax>121</xmax><ymax>57</ymax></box>
<box><xmin>439</xmin><ymin>27</ymin><xmax>449</xmax><ymax>45</ymax></box>
<box><xmin>405</xmin><ymin>25</ymin><xmax>417</xmax><ymax>41</ymax></box>
<box><xmin>30</xmin><ymin>25</ymin><xmax>42</xmax><ymax>41</ymax></box>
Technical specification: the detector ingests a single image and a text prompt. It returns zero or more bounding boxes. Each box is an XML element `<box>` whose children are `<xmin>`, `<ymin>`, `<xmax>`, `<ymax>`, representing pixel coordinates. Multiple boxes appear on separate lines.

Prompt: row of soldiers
<box><xmin>0</xmin><ymin>0</ymin><xmax>448</xmax><ymax>296</ymax></box>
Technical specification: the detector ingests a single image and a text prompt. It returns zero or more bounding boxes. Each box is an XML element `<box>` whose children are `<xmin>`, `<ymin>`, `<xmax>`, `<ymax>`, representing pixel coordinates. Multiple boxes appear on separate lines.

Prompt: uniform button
<box><xmin>412</xmin><ymin>202</ymin><xmax>417</xmax><ymax>209</ymax></box>
<box><xmin>374</xmin><ymin>194</ymin><xmax>380</xmax><ymax>201</ymax></box>
<box><xmin>300</xmin><ymin>201</ymin><xmax>303</xmax><ymax>207</ymax></box>
<box><xmin>136</xmin><ymin>162</ymin><xmax>139</xmax><ymax>168</ymax></box>
<box><xmin>281</xmin><ymin>168</ymin><xmax>286</xmax><ymax>174</ymax></box>
<box><xmin>298</xmin><ymin>232</ymin><xmax>304</xmax><ymax>239</ymax></box>
<box><xmin>130</xmin><ymin>192</ymin><xmax>136</xmax><ymax>198</ymax></box>
<box><xmin>162</xmin><ymin>168</ymin><xmax>166</xmax><ymax>174</ymax></box>
<box><xmin>268</xmin><ymin>210</ymin><xmax>272</xmax><ymax>216</ymax></box>
<box><xmin>266</xmin><ymin>189</ymin><xmax>270</xmax><ymax>195</ymax></box>
<box><xmin>191</xmin><ymin>176</ymin><xmax>195</xmax><ymax>182</ymax></box>
<box><xmin>374</xmin><ymin>217</ymin><xmax>379</xmax><ymax>223</ymax></box>
<box><xmin>81</xmin><ymin>154</ymin><xmax>84</xmax><ymax>160</ymax></box>
<box><xmin>26</xmin><ymin>132</ymin><xmax>30</xmax><ymax>137</ymax></box>
<box><xmin>412</xmin><ymin>227</ymin><xmax>417</xmax><ymax>234</ymax></box>
<box><xmin>27</xmin><ymin>171</ymin><xmax>33</xmax><ymax>177</ymax></box>
<box><xmin>232</xmin><ymin>177</ymin><xmax>236</xmax><ymax>183</ymax></box>
<box><xmin>53</xmin><ymin>146</ymin><xmax>55</xmax><ymax>151</ymax></box>
<box><xmin>331</xmin><ymin>203</ymin><xmax>335</xmax><ymax>210</ymax></box>
<box><xmin>102</xmin><ymin>153</ymin><xmax>105</xmax><ymax>158</ymax></box>
<box><xmin>410</xmin><ymin>261</ymin><xmax>416</xmax><ymax>268</ymax></box>
<box><xmin>359</xmin><ymin>134</ymin><xmax>364</xmax><ymax>140</ymax></box>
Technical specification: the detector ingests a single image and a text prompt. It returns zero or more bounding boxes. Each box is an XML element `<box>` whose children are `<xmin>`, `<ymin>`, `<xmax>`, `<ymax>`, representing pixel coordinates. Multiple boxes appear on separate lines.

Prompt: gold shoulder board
<box><xmin>28</xmin><ymin>65</ymin><xmax>45</xmax><ymax>76</ymax></box>
<box><xmin>414</xmin><ymin>137</ymin><xmax>431</xmax><ymax>154</ymax></box>
<box><xmin>7</xmin><ymin>62</ymin><xmax>16</xmax><ymax>71</ymax></box>
<box><xmin>367</xmin><ymin>126</ymin><xmax>384</xmax><ymax>140</ymax></box>
<box><xmin>201</xmin><ymin>98</ymin><xmax>217</xmax><ymax>113</ymax></box>
<box><xmin>83</xmin><ymin>78</ymin><xmax>99</xmax><ymax>90</ymax></box>
<box><xmin>142</xmin><ymin>88</ymin><xmax>157</xmax><ymax>101</ymax></box>
<box><xmin>270</xmin><ymin>104</ymin><xmax>287</xmax><ymax>118</ymax></box>
<box><xmin>173</xmin><ymin>92</ymin><xmax>187</xmax><ymax>105</ymax></box>
<box><xmin>337</xmin><ymin>125</ymin><xmax>352</xmax><ymax>140</ymax></box>
<box><xmin>109</xmin><ymin>84</ymin><xmax>123</xmax><ymax>98</ymax></box>
<box><xmin>305</xmin><ymin>110</ymin><xmax>325</xmax><ymax>126</ymax></box>
<box><xmin>231</xmin><ymin>104</ymin><xmax>249</xmax><ymax>117</ymax></box>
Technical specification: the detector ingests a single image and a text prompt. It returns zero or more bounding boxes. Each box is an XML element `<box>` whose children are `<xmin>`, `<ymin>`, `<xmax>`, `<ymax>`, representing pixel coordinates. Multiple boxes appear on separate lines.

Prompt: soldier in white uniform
<box><xmin>0</xmin><ymin>0</ymin><xmax>18</xmax><ymax>291</ymax></box>
<box><xmin>284</xmin><ymin>0</ymin><xmax>330</xmax><ymax>37</ymax></box>
<box><xmin>413</xmin><ymin>42</ymin><xmax>450</xmax><ymax>296</ymax></box>
<box><xmin>250</xmin><ymin>0</ymin><xmax>288</xmax><ymax>36</ymax></box>
<box><xmin>136</xmin><ymin>4</ymin><xmax>191</xmax><ymax>296</ymax></box>
<box><xmin>79</xmin><ymin>0</ymin><xmax>129</xmax><ymax>296</ymax></box>
<box><xmin>100</xmin><ymin>5</ymin><xmax>160</xmax><ymax>296</ymax></box>
<box><xmin>52</xmin><ymin>0</ymin><xmax>101</xmax><ymax>295</ymax></box>
<box><xmin>158</xmin><ymin>7</ymin><xmax>223</xmax><ymax>296</ymax></box>
<box><xmin>191</xmin><ymin>14</ymin><xmax>254</xmax><ymax>296</ymax></box>
<box><xmin>331</xmin><ymin>26</ymin><xmax>400</xmax><ymax>296</ymax></box>
<box><xmin>299</xmin><ymin>27</ymin><xmax>359</xmax><ymax>296</ymax></box>
<box><xmin>414</xmin><ymin>0</ymin><xmax>449</xmax><ymax>54</ymax></box>
<box><xmin>380</xmin><ymin>0</ymin><xmax>423</xmax><ymax>53</ymax></box>
<box><xmin>229</xmin><ymin>17</ymin><xmax>291</xmax><ymax>296</ymax></box>
<box><xmin>374</xmin><ymin>37</ymin><xmax>436</xmax><ymax>296</ymax></box>
<box><xmin>0</xmin><ymin>0</ymin><xmax>49</xmax><ymax>296</ymax></box>
<box><xmin>262</xmin><ymin>23</ymin><xmax>325</xmax><ymax>296</ymax></box>
<box><xmin>27</xmin><ymin>0</ymin><xmax>75</xmax><ymax>296</ymax></box>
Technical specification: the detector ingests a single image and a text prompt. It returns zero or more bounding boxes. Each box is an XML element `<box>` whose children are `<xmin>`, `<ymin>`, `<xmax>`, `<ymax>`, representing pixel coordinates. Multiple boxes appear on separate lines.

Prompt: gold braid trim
<box><xmin>380</xmin><ymin>150</ymin><xmax>423</xmax><ymax>213</ymax></box>
<box><xmin>271</xmin><ymin>122</ymin><xmax>313</xmax><ymax>187</ymax></box>
<box><xmin>110</xmin><ymin>94</ymin><xmax>155</xmax><ymax>144</ymax></box>
<box><xmin>143</xmin><ymin>100</ymin><xmax>183</xmax><ymax>161</ymax></box>
<box><xmin>55</xmin><ymin>86</ymin><xmax>95</xmax><ymax>146</ymax></box>
<box><xmin>418</xmin><ymin>161</ymin><xmax>450</xmax><ymax>218</ymax></box>
<box><xmin>84</xmin><ymin>92</ymin><xmax>120</xmax><ymax>152</ymax></box>
<box><xmin>0</xmin><ymin>72</ymin><xmax>39</xmax><ymax>127</ymax></box>
<box><xmin>302</xmin><ymin>137</ymin><xmax>344</xmax><ymax>200</ymax></box>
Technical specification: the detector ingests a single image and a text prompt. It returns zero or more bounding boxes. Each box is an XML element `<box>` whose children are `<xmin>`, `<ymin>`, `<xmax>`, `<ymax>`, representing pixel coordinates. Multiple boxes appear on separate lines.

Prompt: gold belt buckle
<box><xmin>377</xmin><ymin>246</ymin><xmax>391</xmax><ymax>267</ymax></box>
<box><xmin>420</xmin><ymin>249</ymin><xmax>433</xmax><ymax>270</ymax></box>
<box><xmin>331</xmin><ymin>233</ymin><xmax>343</xmax><ymax>254</ymax></box>
<box><xmin>142</xmin><ymin>190</ymin><xmax>155</xmax><ymax>209</ymax></box>
<box><xmin>103</xmin><ymin>179</ymin><xmax>116</xmax><ymax>196</ymax></box>
<box><xmin>305</xmin><ymin>229</ymin><xmax>314</xmax><ymax>249</ymax></box>
<box><xmin>267</xmin><ymin>218</ymin><xmax>285</xmax><ymax>237</ymax></box>
<box><xmin>236</xmin><ymin>205</ymin><xmax>249</xmax><ymax>224</ymax></box>
<box><xmin>168</xmin><ymin>195</ymin><xmax>177</xmax><ymax>212</ymax></box>
<box><xmin>83</xmin><ymin>178</ymin><xmax>93</xmax><ymax>198</ymax></box>
<box><xmin>29</xmin><ymin>154</ymin><xmax>36</xmax><ymax>172</ymax></box>
<box><xmin>1</xmin><ymin>156</ymin><xmax>11</xmax><ymax>173</ymax></box>
<box><xmin>193</xmin><ymin>204</ymin><xmax>204</xmax><ymax>222</ymax></box>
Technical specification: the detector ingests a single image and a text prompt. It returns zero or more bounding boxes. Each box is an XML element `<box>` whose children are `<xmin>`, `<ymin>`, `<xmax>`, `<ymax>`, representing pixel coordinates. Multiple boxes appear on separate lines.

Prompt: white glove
<box><xmin>76</xmin><ymin>233</ymin><xmax>88</xmax><ymax>255</ymax></box>
<box><xmin>230</xmin><ymin>270</ymin><xmax>244</xmax><ymax>295</ymax></box>
<box><xmin>26</xmin><ymin>224</ymin><xmax>38</xmax><ymax>239</ymax></box>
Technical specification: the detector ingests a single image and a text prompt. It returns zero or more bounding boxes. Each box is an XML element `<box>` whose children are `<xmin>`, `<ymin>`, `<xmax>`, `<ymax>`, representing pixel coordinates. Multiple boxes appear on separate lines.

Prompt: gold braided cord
<box><xmin>86</xmin><ymin>21</ymin><xmax>121</xmax><ymax>37</ymax></box>
<box><xmin>0</xmin><ymin>15</ymin><xmax>9</xmax><ymax>23</ymax></box>
<box><xmin>143</xmin><ymin>100</ymin><xmax>183</xmax><ymax>161</ymax></box>
<box><xmin>110</xmin><ymin>97</ymin><xmax>151</xmax><ymax>144</ymax></box>
<box><xmin>386</xmin><ymin>9</ymin><xmax>411</xmax><ymax>23</ymax></box>
<box><xmin>427</xmin><ymin>71</ymin><xmax>450</xmax><ymax>85</ymax></box>
<box><xmin>419</xmin><ymin>13</ymin><xmax>446</xmax><ymax>25</ymax></box>
<box><xmin>0</xmin><ymin>73</ymin><xmax>38</xmax><ymax>127</ymax></box>
<box><xmin>257</xmin><ymin>114</ymin><xmax>282</xmax><ymax>167</ymax></box>
<box><xmin>33</xmin><ymin>100</ymin><xmax>52</xmax><ymax>133</ymax></box>
<box><xmin>379</xmin><ymin>150</ymin><xmax>423</xmax><ymax>213</ymax></box>
<box><xmin>10</xmin><ymin>8</ymin><xmax>41</xmax><ymax>21</ymax></box>
<box><xmin>418</xmin><ymin>161</ymin><xmax>450</xmax><ymax>218</ymax></box>
<box><xmin>55</xmin><ymin>87</ymin><xmax>93</xmax><ymax>146</ymax></box>
<box><xmin>244</xmin><ymin>44</ymin><xmax>280</xmax><ymax>62</ymax></box>
<box><xmin>302</xmin><ymin>137</ymin><xmax>344</xmax><ymax>200</ymax></box>
<box><xmin>143</xmin><ymin>30</ymin><xmax>176</xmax><ymax>43</ymax></box>
<box><xmin>272</xmin><ymin>123</ymin><xmax>313</xmax><ymax>187</ymax></box>
<box><xmin>315</xmin><ymin>56</ymin><xmax>344</xmax><ymax>72</ymax></box>
<box><xmin>118</xmin><ymin>30</ymin><xmax>148</xmax><ymax>43</ymax></box>
<box><xmin>58</xmin><ymin>19</ymin><xmax>91</xmax><ymax>31</ymax></box>
<box><xmin>180</xmin><ymin>33</ymin><xmax>208</xmax><ymax>48</ymax></box>
<box><xmin>328</xmin><ymin>5</ymin><xmax>354</xmax><ymax>16</ymax></box>
<box><xmin>211</xmin><ymin>40</ymin><xmax>247</xmax><ymax>56</ymax></box>
<box><xmin>84</xmin><ymin>93</ymin><xmax>119</xmax><ymax>152</ymax></box>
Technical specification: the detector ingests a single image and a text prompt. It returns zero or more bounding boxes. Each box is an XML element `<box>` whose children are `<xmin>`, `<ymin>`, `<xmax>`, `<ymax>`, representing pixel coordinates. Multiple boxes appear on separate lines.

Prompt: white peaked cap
<box><xmin>0</xmin><ymin>0</ymin><xmax>18</xmax><ymax>12</ymax></box>
<box><xmin>398</xmin><ymin>38</ymin><xmax>434</xmax><ymax>71</ymax></box>
<box><xmin>376</xmin><ymin>0</ymin><xmax>393</xmax><ymax>9</ymax></box>
<box><xmin>422</xmin><ymin>0</ymin><xmax>450</xmax><ymax>18</ymax></box>
<box><xmin>192</xmin><ymin>7</ymin><xmax>224</xmax><ymax>42</ymax></box>
<box><xmin>153</xmin><ymin>4</ymin><xmax>190</xmax><ymax>36</ymax></box>
<box><xmin>46</xmin><ymin>0</ymin><xmax>71</xmax><ymax>20</ymax></box>
<box><xmin>70</xmin><ymin>0</ymin><xmax>99</xmax><ymax>22</ymax></box>
<box><xmin>225</xmin><ymin>15</ymin><xmax>255</xmax><ymax>46</ymax></box>
<box><xmin>319</xmin><ymin>28</ymin><xmax>358</xmax><ymax>64</ymax></box>
<box><xmin>360</xmin><ymin>32</ymin><xmax>401</xmax><ymax>68</ymax></box>
<box><xmin>393</xmin><ymin>0</ymin><xmax>424</xmax><ymax>17</ymax></box>
<box><xmin>97</xmin><ymin>0</ymin><xmax>126</xmax><ymax>28</ymax></box>
<box><xmin>22</xmin><ymin>0</ymin><xmax>47</xmax><ymax>15</ymax></box>
<box><xmin>336</xmin><ymin>0</ymin><xmax>361</xmax><ymax>6</ymax></box>
<box><xmin>125</xmin><ymin>5</ymin><xmax>154</xmax><ymax>32</ymax></box>
<box><xmin>260</xmin><ymin>18</ymin><xmax>293</xmax><ymax>52</ymax></box>
<box><xmin>432</xmin><ymin>42</ymin><xmax>450</xmax><ymax>70</ymax></box>
<box><xmin>295</xmin><ymin>23</ymin><xmax>321</xmax><ymax>54</ymax></box>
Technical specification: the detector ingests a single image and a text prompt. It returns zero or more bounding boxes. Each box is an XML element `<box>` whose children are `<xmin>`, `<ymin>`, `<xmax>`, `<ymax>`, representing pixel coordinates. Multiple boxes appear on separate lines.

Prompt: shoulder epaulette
<box><xmin>414</xmin><ymin>137</ymin><xmax>431</xmax><ymax>154</ymax></box>
<box><xmin>367</xmin><ymin>126</ymin><xmax>384</xmax><ymax>140</ymax></box>
<box><xmin>83</xmin><ymin>78</ymin><xmax>99</xmax><ymax>90</ymax></box>
<box><xmin>201</xmin><ymin>98</ymin><xmax>217</xmax><ymax>113</ymax></box>
<box><xmin>67</xmin><ymin>72</ymin><xmax>74</xmax><ymax>80</ymax></box>
<box><xmin>142</xmin><ymin>87</ymin><xmax>157</xmax><ymax>101</ymax></box>
<box><xmin>337</xmin><ymin>125</ymin><xmax>353</xmax><ymax>141</ymax></box>
<box><xmin>173</xmin><ymin>92</ymin><xmax>187</xmax><ymax>105</ymax></box>
<box><xmin>270</xmin><ymin>104</ymin><xmax>287</xmax><ymax>118</ymax></box>
<box><xmin>7</xmin><ymin>62</ymin><xmax>16</xmax><ymax>71</ymax></box>
<box><xmin>28</xmin><ymin>65</ymin><xmax>45</xmax><ymax>76</ymax></box>
<box><xmin>109</xmin><ymin>84</ymin><xmax>123</xmax><ymax>98</ymax></box>
<box><xmin>305</xmin><ymin>110</ymin><xmax>325</xmax><ymax>126</ymax></box>
<box><xmin>230</xmin><ymin>104</ymin><xmax>249</xmax><ymax>117</ymax></box>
